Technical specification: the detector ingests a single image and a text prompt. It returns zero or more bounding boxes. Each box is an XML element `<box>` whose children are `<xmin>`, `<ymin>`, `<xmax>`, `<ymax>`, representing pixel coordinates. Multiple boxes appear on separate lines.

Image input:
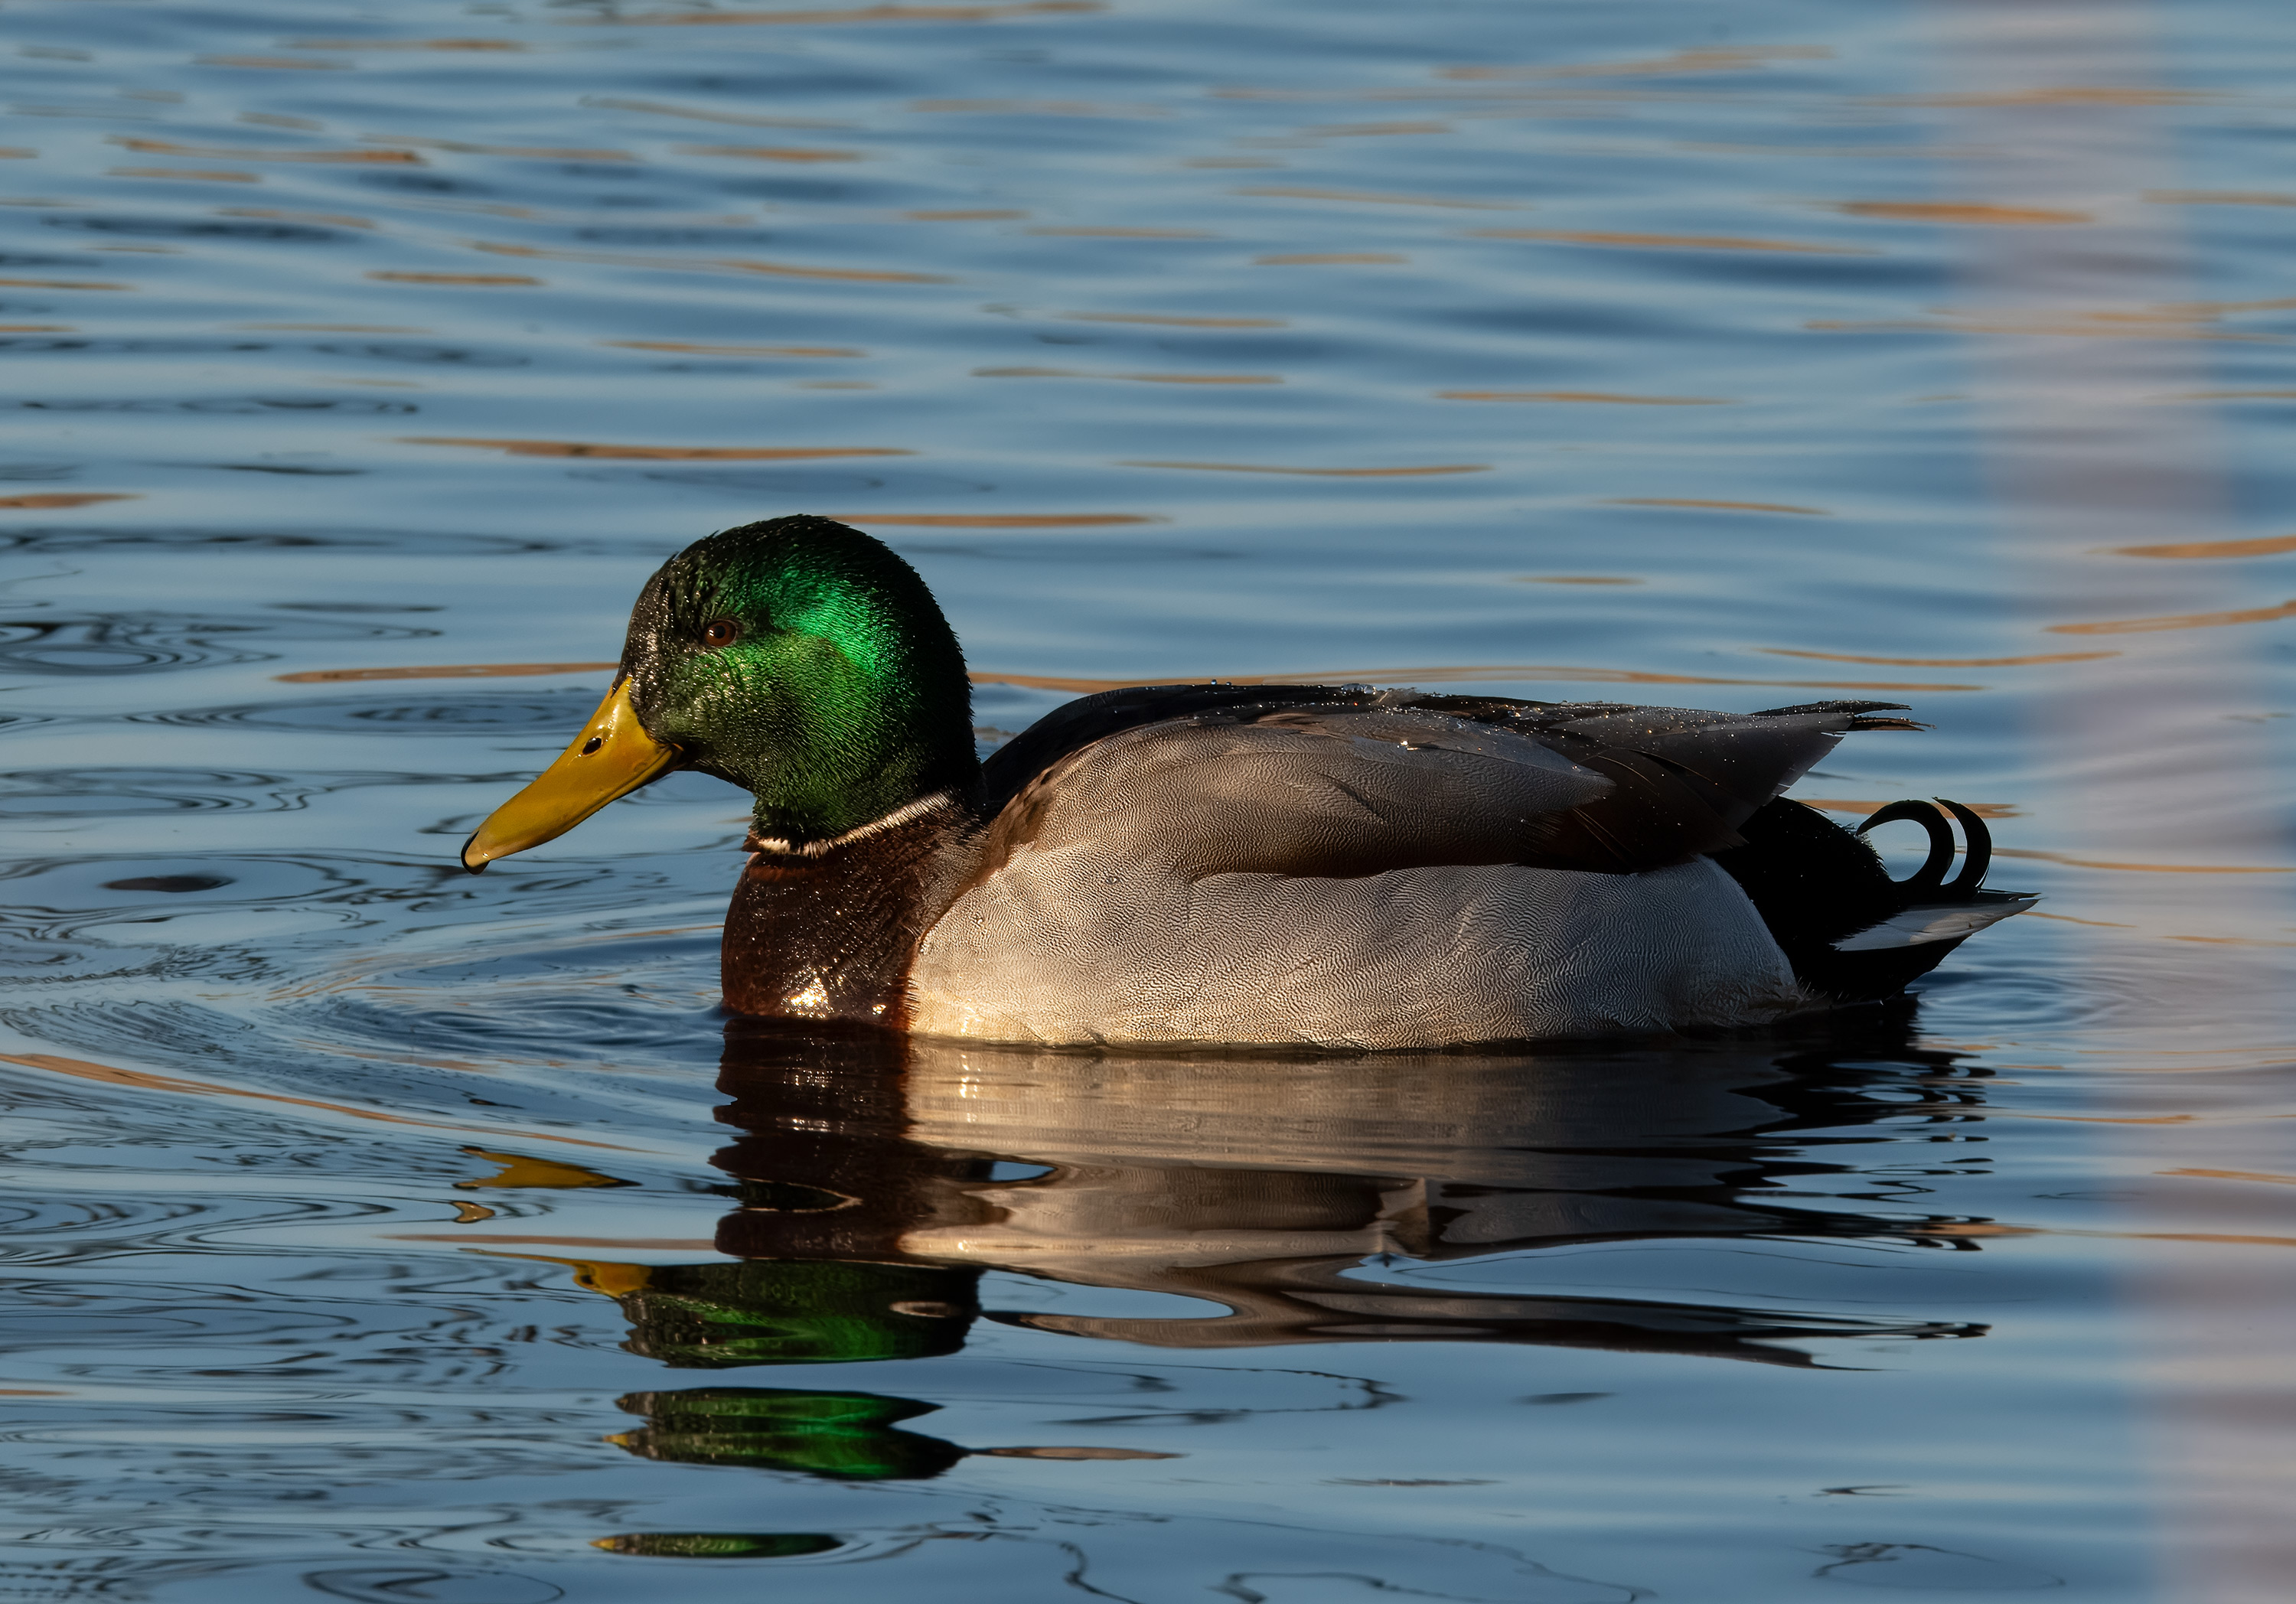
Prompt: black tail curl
<box><xmin>1854</xmin><ymin>798</ymin><xmax>1991</xmax><ymax>899</ymax></box>
<box><xmin>1713</xmin><ymin>797</ymin><xmax>2025</xmax><ymax>1006</ymax></box>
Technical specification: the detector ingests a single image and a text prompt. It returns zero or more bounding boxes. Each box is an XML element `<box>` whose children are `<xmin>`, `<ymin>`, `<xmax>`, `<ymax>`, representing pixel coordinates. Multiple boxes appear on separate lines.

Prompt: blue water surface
<box><xmin>1</xmin><ymin>1</ymin><xmax>2292</xmax><ymax>1599</ymax></box>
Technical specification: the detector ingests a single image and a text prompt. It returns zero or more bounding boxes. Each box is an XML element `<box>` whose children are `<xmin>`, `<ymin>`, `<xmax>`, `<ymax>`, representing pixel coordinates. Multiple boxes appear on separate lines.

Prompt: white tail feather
<box><xmin>1832</xmin><ymin>896</ymin><xmax>2037</xmax><ymax>952</ymax></box>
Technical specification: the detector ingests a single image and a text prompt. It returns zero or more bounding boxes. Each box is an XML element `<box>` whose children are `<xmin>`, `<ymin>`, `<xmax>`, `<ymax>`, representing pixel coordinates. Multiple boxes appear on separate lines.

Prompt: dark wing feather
<box><xmin>1445</xmin><ymin>698</ymin><xmax>1921</xmax><ymax>875</ymax></box>
<box><xmin>1523</xmin><ymin>748</ymin><xmax>1750</xmax><ymax>872</ymax></box>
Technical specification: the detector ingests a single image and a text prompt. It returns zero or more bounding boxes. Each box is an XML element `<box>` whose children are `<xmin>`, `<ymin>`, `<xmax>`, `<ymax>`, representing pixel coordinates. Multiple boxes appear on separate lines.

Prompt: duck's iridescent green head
<box><xmin>462</xmin><ymin>516</ymin><xmax>974</xmax><ymax>871</ymax></box>
<box><xmin>627</xmin><ymin>515</ymin><xmax>976</xmax><ymax>836</ymax></box>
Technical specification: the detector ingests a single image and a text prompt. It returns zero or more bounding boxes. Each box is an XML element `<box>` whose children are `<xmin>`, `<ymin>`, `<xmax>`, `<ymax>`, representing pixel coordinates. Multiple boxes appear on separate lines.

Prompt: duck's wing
<box><xmin>975</xmin><ymin>694</ymin><xmax>1914</xmax><ymax>880</ymax></box>
<box><xmin>1466</xmin><ymin>697</ymin><xmax>1924</xmax><ymax>874</ymax></box>
<box><xmin>980</xmin><ymin>686</ymin><xmax>1921</xmax><ymax>879</ymax></box>
<box><xmin>977</xmin><ymin>704</ymin><xmax>1611</xmax><ymax>880</ymax></box>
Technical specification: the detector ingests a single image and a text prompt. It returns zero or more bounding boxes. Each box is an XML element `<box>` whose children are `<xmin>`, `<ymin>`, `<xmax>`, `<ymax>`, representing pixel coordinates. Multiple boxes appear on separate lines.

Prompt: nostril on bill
<box><xmin>582</xmin><ymin>737</ymin><xmax>604</xmax><ymax>755</ymax></box>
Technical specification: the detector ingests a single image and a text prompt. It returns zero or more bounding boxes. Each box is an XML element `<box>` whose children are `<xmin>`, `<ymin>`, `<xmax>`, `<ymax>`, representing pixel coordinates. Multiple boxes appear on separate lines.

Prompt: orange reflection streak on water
<box><xmin>1812</xmin><ymin>316</ymin><xmax>2270</xmax><ymax>342</ymax></box>
<box><xmin>218</xmin><ymin>207</ymin><xmax>377</xmax><ymax>228</ymax></box>
<box><xmin>974</xmin><ymin>366</ymin><xmax>1281</xmax><ymax>384</ymax></box>
<box><xmin>308</xmin><ymin>1043</ymin><xmax>539</xmax><ymax>1077</ymax></box>
<box><xmin>2097</xmin><ymin>294</ymin><xmax>2296</xmax><ymax>317</ymax></box>
<box><xmin>367</xmin><ymin>271</ymin><xmax>541</xmax><ymax>285</ymax></box>
<box><xmin>2162</xmin><ymin>1169</ymin><xmax>2296</xmax><ymax>1186</ymax></box>
<box><xmin>1929</xmin><ymin>1220</ymin><xmax>2296</xmax><ymax>1248</ymax></box>
<box><xmin>109</xmin><ymin>136</ymin><xmax>417</xmax><ymax>164</ymax></box>
<box><xmin>360</xmin><ymin>135</ymin><xmax>638</xmax><ymax>161</ymax></box>
<box><xmin>399</xmin><ymin>437</ymin><xmax>912</xmax><ymax>460</ymax></box>
<box><xmin>1676</xmin><ymin>140</ymin><xmax>1994</xmax><ymax>159</ymax></box>
<box><xmin>908</xmin><ymin>208</ymin><xmax>1028</xmax><ymax>220</ymax></box>
<box><xmin>1874</xmin><ymin>84</ymin><xmax>2216</xmax><ymax>107</ymax></box>
<box><xmin>1799</xmin><ymin>798</ymin><xmax>2024</xmax><ymax>819</ymax></box>
<box><xmin>602</xmin><ymin>339</ymin><xmax>865</xmax><ymax>357</ymax></box>
<box><xmin>1438</xmin><ymin>45</ymin><xmax>1832</xmax><ymax>80</ymax></box>
<box><xmin>1122</xmin><ymin>458</ymin><xmax>1483</xmax><ymax>475</ymax></box>
<box><xmin>1058</xmin><ymin>310</ymin><xmax>1285</xmax><ymax>328</ymax></box>
<box><xmin>285</xmin><ymin>37</ymin><xmax>528</xmax><ymax>50</ymax></box>
<box><xmin>1300</xmin><ymin>120</ymin><xmax>1454</xmax><ymax>137</ymax></box>
<box><xmin>1992</xmin><ymin>849</ymin><xmax>2294</xmax><ymax>875</ymax></box>
<box><xmin>581</xmin><ymin>96</ymin><xmax>849</xmax><ymax>129</ymax></box>
<box><xmin>1442</xmin><ymin>390</ymin><xmax>1729</xmax><ymax>404</ymax></box>
<box><xmin>195</xmin><ymin>55</ymin><xmax>346</xmax><ymax>70</ymax></box>
<box><xmin>1762</xmin><ymin>647</ymin><xmax>2116</xmax><ymax>666</ymax></box>
<box><xmin>1471</xmin><ymin>227</ymin><xmax>1877</xmax><ymax>255</ymax></box>
<box><xmin>1609</xmin><ymin>497</ymin><xmax>1829</xmax><ymax>514</ymax></box>
<box><xmin>0</xmin><ymin>492</ymin><xmax>139</xmax><ymax>510</ymax></box>
<box><xmin>2104</xmin><ymin>533</ymin><xmax>2296</xmax><ymax>559</ymax></box>
<box><xmin>1215</xmin><ymin>82</ymin><xmax>1838</xmax><ymax>107</ymax></box>
<box><xmin>467</xmin><ymin>237</ymin><xmax>946</xmax><ymax>284</ymax></box>
<box><xmin>1831</xmin><ymin>200</ymin><xmax>2093</xmax><ymax>224</ymax></box>
<box><xmin>2148</xmin><ymin>190</ymin><xmax>2296</xmax><ymax>207</ymax></box>
<box><xmin>109</xmin><ymin>167</ymin><xmax>259</xmax><ymax>183</ymax></box>
<box><xmin>457</xmin><ymin>1149</ymin><xmax>630</xmax><ymax>1189</ymax></box>
<box><xmin>1812</xmin><ymin>295</ymin><xmax>2295</xmax><ymax>342</ymax></box>
<box><xmin>0</xmin><ymin>276</ymin><xmax>131</xmax><ymax>290</ymax></box>
<box><xmin>0</xmin><ymin>1053</ymin><xmax>639</xmax><ymax>1149</ymax></box>
<box><xmin>432</xmin><ymin>203</ymin><xmax>757</xmax><ymax>225</ymax></box>
<box><xmin>1254</xmin><ymin>253</ymin><xmax>1408</xmax><ymax>265</ymax></box>
<box><xmin>675</xmin><ymin>143</ymin><xmax>863</xmax><ymax>161</ymax></box>
<box><xmin>2047</xmin><ymin>598</ymin><xmax>2296</xmax><ymax>634</ymax></box>
<box><xmin>912</xmin><ymin>98</ymin><xmax>1164</xmax><ymax>117</ymax></box>
<box><xmin>576</xmin><ymin>0</ymin><xmax>1102</xmax><ymax>24</ymax></box>
<box><xmin>1233</xmin><ymin>185</ymin><xmax>1519</xmax><ymax>210</ymax></box>
<box><xmin>1026</xmin><ymin>226</ymin><xmax>1218</xmax><ymax>239</ymax></box>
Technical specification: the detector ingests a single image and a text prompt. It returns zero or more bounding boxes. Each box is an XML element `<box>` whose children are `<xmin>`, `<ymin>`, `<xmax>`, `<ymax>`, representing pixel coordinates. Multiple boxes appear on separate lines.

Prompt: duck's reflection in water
<box><xmin>605</xmin><ymin>1013</ymin><xmax>1990</xmax><ymax>1480</ymax></box>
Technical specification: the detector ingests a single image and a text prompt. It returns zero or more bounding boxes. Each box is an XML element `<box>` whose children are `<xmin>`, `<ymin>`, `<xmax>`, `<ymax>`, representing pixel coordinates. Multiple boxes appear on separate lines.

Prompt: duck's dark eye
<box><xmin>702</xmin><ymin>618</ymin><xmax>741</xmax><ymax>648</ymax></box>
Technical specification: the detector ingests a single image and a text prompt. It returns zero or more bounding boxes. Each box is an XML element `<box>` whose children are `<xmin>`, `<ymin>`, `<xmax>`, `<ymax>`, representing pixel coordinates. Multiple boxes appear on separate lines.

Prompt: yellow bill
<box><xmin>461</xmin><ymin>678</ymin><xmax>680</xmax><ymax>872</ymax></box>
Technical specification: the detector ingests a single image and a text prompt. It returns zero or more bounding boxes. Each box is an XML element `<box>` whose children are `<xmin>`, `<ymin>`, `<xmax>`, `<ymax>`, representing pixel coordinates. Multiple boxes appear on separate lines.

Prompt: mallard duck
<box><xmin>461</xmin><ymin>515</ymin><xmax>2032</xmax><ymax>1048</ymax></box>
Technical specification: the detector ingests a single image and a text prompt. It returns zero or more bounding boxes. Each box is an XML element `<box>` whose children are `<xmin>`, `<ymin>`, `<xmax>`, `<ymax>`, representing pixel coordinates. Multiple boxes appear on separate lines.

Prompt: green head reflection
<box><xmin>612</xmin><ymin>1386</ymin><xmax>967</xmax><ymax>1481</ymax></box>
<box><xmin>603</xmin><ymin>1258</ymin><xmax>980</xmax><ymax>1368</ymax></box>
